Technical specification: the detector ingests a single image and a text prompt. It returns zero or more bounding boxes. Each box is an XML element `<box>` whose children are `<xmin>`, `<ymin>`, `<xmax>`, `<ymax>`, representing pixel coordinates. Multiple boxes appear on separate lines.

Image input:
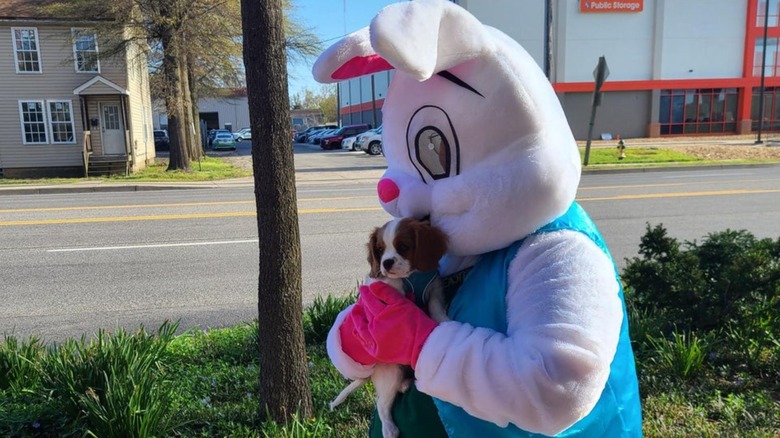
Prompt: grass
<box><xmin>580</xmin><ymin>146</ymin><xmax>702</xmax><ymax>165</ymax></box>
<box><xmin>114</xmin><ymin>157</ymin><xmax>251</xmax><ymax>182</ymax></box>
<box><xmin>0</xmin><ymin>156</ymin><xmax>249</xmax><ymax>185</ymax></box>
<box><xmin>2</xmin><ymin>294</ymin><xmax>778</xmax><ymax>437</ymax></box>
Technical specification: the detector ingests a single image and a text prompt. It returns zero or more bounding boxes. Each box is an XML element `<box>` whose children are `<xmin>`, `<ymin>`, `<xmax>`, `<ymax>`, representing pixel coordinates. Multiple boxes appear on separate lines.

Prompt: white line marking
<box><xmin>47</xmin><ymin>239</ymin><xmax>259</xmax><ymax>253</ymax></box>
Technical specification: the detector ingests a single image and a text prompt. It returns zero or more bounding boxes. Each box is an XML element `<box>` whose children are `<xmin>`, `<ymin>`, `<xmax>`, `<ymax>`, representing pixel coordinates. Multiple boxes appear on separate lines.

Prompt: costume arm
<box><xmin>326</xmin><ymin>305</ymin><xmax>376</xmax><ymax>380</ymax></box>
<box><xmin>414</xmin><ymin>230</ymin><xmax>623</xmax><ymax>436</ymax></box>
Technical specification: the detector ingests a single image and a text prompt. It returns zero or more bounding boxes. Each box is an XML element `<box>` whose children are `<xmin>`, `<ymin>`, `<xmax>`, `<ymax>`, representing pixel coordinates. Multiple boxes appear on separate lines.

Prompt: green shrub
<box><xmin>303</xmin><ymin>292</ymin><xmax>357</xmax><ymax>345</ymax></box>
<box><xmin>41</xmin><ymin>321</ymin><xmax>182</xmax><ymax>437</ymax></box>
<box><xmin>646</xmin><ymin>330</ymin><xmax>708</xmax><ymax>380</ymax></box>
<box><xmin>0</xmin><ymin>336</ymin><xmax>45</xmax><ymax>393</ymax></box>
<box><xmin>623</xmin><ymin>224</ymin><xmax>780</xmax><ymax>335</ymax></box>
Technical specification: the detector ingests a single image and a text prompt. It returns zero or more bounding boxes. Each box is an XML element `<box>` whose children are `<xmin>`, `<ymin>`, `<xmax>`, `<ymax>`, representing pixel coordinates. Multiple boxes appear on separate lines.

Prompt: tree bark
<box><xmin>160</xmin><ymin>9</ymin><xmax>190</xmax><ymax>171</ymax></box>
<box><xmin>181</xmin><ymin>49</ymin><xmax>200</xmax><ymax>160</ymax></box>
<box><xmin>241</xmin><ymin>0</ymin><xmax>313</xmax><ymax>424</ymax></box>
<box><xmin>187</xmin><ymin>56</ymin><xmax>204</xmax><ymax>159</ymax></box>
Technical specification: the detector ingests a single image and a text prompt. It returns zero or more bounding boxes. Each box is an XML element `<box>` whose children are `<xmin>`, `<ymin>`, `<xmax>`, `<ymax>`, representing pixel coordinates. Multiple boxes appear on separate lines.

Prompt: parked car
<box><xmin>294</xmin><ymin>125</ymin><xmax>337</xmax><ymax>143</ymax></box>
<box><xmin>233</xmin><ymin>128</ymin><xmax>251</xmax><ymax>141</ymax></box>
<box><xmin>208</xmin><ymin>129</ymin><xmax>231</xmax><ymax>147</ymax></box>
<box><xmin>342</xmin><ymin>135</ymin><xmax>358</xmax><ymax>151</ymax></box>
<box><xmin>309</xmin><ymin>129</ymin><xmax>336</xmax><ymax>144</ymax></box>
<box><xmin>356</xmin><ymin>125</ymin><xmax>383</xmax><ymax>155</ymax></box>
<box><xmin>153</xmin><ymin>130</ymin><xmax>169</xmax><ymax>151</ymax></box>
<box><xmin>212</xmin><ymin>132</ymin><xmax>237</xmax><ymax>150</ymax></box>
<box><xmin>320</xmin><ymin>124</ymin><xmax>372</xmax><ymax>150</ymax></box>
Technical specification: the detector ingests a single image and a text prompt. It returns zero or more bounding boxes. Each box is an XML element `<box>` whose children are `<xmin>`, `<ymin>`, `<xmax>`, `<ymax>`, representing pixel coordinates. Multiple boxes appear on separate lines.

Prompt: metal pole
<box><xmin>336</xmin><ymin>82</ymin><xmax>341</xmax><ymax>125</ymax></box>
<box><xmin>584</xmin><ymin>105</ymin><xmax>597</xmax><ymax>166</ymax></box>
<box><xmin>371</xmin><ymin>75</ymin><xmax>378</xmax><ymax>128</ymax></box>
<box><xmin>756</xmin><ymin>0</ymin><xmax>771</xmax><ymax>144</ymax></box>
<box><xmin>544</xmin><ymin>0</ymin><xmax>552</xmax><ymax>79</ymax></box>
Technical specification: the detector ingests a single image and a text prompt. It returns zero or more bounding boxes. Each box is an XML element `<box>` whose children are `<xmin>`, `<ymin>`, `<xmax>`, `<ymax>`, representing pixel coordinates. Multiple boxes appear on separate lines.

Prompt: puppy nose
<box><xmin>382</xmin><ymin>259</ymin><xmax>394</xmax><ymax>271</ymax></box>
<box><xmin>377</xmin><ymin>178</ymin><xmax>400</xmax><ymax>203</ymax></box>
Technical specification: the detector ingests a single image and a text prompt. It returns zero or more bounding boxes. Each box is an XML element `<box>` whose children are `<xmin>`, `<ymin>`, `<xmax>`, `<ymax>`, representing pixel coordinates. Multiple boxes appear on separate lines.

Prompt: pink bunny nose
<box><xmin>377</xmin><ymin>178</ymin><xmax>400</xmax><ymax>203</ymax></box>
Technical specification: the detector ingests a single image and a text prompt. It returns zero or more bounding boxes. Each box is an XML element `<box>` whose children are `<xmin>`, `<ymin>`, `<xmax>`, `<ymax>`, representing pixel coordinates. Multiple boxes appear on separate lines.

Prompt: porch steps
<box><xmin>88</xmin><ymin>155</ymin><xmax>129</xmax><ymax>177</ymax></box>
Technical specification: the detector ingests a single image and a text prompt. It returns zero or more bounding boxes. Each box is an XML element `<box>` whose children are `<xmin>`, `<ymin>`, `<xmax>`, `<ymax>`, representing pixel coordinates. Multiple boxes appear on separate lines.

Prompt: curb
<box><xmin>1</xmin><ymin>162</ymin><xmax>779</xmax><ymax>196</ymax></box>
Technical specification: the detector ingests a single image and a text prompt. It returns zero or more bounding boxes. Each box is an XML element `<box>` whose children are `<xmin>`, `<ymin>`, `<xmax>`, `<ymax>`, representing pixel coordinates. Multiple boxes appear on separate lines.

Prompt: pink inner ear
<box><xmin>332</xmin><ymin>54</ymin><xmax>394</xmax><ymax>80</ymax></box>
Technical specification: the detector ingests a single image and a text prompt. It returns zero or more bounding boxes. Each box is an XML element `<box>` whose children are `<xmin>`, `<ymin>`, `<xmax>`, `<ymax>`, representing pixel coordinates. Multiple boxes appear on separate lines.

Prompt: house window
<box><xmin>12</xmin><ymin>28</ymin><xmax>42</xmax><ymax>73</ymax></box>
<box><xmin>72</xmin><ymin>29</ymin><xmax>100</xmax><ymax>73</ymax></box>
<box><xmin>48</xmin><ymin>101</ymin><xmax>76</xmax><ymax>144</ymax></box>
<box><xmin>659</xmin><ymin>89</ymin><xmax>738</xmax><ymax>135</ymax></box>
<box><xmin>19</xmin><ymin>101</ymin><xmax>48</xmax><ymax>144</ymax></box>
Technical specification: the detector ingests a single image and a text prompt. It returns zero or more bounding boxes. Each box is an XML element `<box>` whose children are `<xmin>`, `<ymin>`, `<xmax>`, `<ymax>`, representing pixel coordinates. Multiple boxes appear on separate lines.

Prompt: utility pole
<box><xmin>756</xmin><ymin>0</ymin><xmax>770</xmax><ymax>145</ymax></box>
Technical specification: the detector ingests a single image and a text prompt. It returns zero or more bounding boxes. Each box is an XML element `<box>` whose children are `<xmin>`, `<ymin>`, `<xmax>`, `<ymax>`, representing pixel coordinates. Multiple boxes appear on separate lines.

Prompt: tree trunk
<box><xmin>241</xmin><ymin>0</ymin><xmax>313</xmax><ymax>425</ymax></box>
<box><xmin>181</xmin><ymin>49</ymin><xmax>200</xmax><ymax>161</ymax></box>
<box><xmin>187</xmin><ymin>57</ymin><xmax>203</xmax><ymax>159</ymax></box>
<box><xmin>160</xmin><ymin>20</ymin><xmax>190</xmax><ymax>171</ymax></box>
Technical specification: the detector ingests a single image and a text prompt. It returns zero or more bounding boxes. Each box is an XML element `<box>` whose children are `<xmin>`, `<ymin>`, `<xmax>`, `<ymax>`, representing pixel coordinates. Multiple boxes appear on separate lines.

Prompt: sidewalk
<box><xmin>1</xmin><ymin>136</ymin><xmax>779</xmax><ymax>196</ymax></box>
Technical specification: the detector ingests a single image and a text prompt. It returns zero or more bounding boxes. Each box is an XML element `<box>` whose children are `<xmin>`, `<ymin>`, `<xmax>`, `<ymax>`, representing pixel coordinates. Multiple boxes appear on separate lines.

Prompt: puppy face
<box><xmin>368</xmin><ymin>218</ymin><xmax>448</xmax><ymax>279</ymax></box>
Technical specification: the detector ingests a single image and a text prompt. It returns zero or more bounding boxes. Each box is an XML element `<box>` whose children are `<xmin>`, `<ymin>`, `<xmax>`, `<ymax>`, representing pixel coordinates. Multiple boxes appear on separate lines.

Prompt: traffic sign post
<box><xmin>584</xmin><ymin>56</ymin><xmax>609</xmax><ymax>166</ymax></box>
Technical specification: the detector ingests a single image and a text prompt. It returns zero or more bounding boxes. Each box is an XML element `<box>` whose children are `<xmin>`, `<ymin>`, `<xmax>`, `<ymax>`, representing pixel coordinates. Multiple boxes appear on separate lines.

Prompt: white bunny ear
<box><xmin>370</xmin><ymin>0</ymin><xmax>494</xmax><ymax>81</ymax></box>
<box><xmin>312</xmin><ymin>27</ymin><xmax>393</xmax><ymax>83</ymax></box>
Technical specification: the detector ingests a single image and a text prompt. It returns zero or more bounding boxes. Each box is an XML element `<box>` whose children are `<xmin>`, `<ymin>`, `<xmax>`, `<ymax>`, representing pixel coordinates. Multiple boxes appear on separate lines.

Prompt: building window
<box><xmin>72</xmin><ymin>29</ymin><xmax>100</xmax><ymax>73</ymax></box>
<box><xmin>659</xmin><ymin>89</ymin><xmax>738</xmax><ymax>135</ymax></box>
<box><xmin>19</xmin><ymin>101</ymin><xmax>48</xmax><ymax>144</ymax></box>
<box><xmin>757</xmin><ymin>0</ymin><xmax>780</xmax><ymax>26</ymax></box>
<box><xmin>48</xmin><ymin>101</ymin><xmax>76</xmax><ymax>144</ymax></box>
<box><xmin>750</xmin><ymin>87</ymin><xmax>780</xmax><ymax>131</ymax></box>
<box><xmin>12</xmin><ymin>28</ymin><xmax>42</xmax><ymax>73</ymax></box>
<box><xmin>754</xmin><ymin>37</ymin><xmax>780</xmax><ymax>77</ymax></box>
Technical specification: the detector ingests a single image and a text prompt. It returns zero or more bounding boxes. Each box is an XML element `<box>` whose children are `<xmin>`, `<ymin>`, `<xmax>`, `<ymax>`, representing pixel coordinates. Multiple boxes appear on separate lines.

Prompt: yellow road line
<box><xmin>1</xmin><ymin>189</ymin><xmax>778</xmax><ymax>227</ymax></box>
<box><xmin>579</xmin><ymin>188</ymin><xmax>780</xmax><ymax>201</ymax></box>
<box><xmin>579</xmin><ymin>177</ymin><xmax>780</xmax><ymax>192</ymax></box>
<box><xmin>0</xmin><ymin>207</ymin><xmax>384</xmax><ymax>226</ymax></box>
<box><xmin>0</xmin><ymin>196</ymin><xmax>376</xmax><ymax>214</ymax></box>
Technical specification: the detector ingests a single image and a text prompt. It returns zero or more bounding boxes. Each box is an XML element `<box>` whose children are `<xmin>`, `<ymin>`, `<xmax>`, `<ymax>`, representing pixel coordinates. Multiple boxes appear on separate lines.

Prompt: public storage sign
<box><xmin>580</xmin><ymin>1</ymin><xmax>643</xmax><ymax>13</ymax></box>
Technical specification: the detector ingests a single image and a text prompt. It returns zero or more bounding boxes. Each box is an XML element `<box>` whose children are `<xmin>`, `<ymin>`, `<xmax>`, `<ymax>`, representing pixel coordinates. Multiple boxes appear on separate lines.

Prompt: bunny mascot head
<box><xmin>317</xmin><ymin>1</ymin><xmax>642</xmax><ymax>437</ymax></box>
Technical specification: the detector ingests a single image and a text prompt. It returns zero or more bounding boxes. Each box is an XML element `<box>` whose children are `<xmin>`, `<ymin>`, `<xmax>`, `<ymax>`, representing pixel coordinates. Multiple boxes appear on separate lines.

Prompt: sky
<box><xmin>286</xmin><ymin>0</ymin><xmax>399</xmax><ymax>97</ymax></box>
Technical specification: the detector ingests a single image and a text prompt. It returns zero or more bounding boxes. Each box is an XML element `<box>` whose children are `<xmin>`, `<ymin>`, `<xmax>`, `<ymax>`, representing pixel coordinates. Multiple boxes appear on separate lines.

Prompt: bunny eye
<box><xmin>406</xmin><ymin>105</ymin><xmax>460</xmax><ymax>183</ymax></box>
<box><xmin>415</xmin><ymin>127</ymin><xmax>450</xmax><ymax>179</ymax></box>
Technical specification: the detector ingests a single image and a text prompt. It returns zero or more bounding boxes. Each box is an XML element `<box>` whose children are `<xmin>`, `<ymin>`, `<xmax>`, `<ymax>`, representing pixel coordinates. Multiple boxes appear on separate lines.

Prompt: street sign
<box><xmin>593</xmin><ymin>56</ymin><xmax>609</xmax><ymax>92</ymax></box>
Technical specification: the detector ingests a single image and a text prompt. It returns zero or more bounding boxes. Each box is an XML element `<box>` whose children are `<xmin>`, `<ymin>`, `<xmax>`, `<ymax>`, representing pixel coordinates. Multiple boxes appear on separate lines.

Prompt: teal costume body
<box><xmin>371</xmin><ymin>203</ymin><xmax>642</xmax><ymax>437</ymax></box>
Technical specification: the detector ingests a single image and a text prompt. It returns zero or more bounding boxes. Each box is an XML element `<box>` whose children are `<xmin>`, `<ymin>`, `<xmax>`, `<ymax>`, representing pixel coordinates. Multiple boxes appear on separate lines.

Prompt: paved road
<box><xmin>1</xmin><ymin>165</ymin><xmax>778</xmax><ymax>342</ymax></box>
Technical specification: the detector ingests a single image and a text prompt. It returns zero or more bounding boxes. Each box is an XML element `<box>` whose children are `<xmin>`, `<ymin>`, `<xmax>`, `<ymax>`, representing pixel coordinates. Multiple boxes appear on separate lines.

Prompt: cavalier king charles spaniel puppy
<box><xmin>329</xmin><ymin>217</ymin><xmax>449</xmax><ymax>437</ymax></box>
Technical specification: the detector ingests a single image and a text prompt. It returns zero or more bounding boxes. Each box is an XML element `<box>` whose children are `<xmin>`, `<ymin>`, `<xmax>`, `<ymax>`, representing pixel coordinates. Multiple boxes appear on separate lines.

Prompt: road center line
<box><xmin>47</xmin><ymin>239</ymin><xmax>260</xmax><ymax>253</ymax></box>
<box><xmin>1</xmin><ymin>189</ymin><xmax>778</xmax><ymax>227</ymax></box>
<box><xmin>0</xmin><ymin>196</ymin><xmax>376</xmax><ymax>214</ymax></box>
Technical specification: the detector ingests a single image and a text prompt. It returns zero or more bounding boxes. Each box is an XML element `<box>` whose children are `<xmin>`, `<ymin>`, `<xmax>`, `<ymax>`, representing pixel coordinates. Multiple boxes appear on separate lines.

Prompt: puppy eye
<box><xmin>396</xmin><ymin>243</ymin><xmax>409</xmax><ymax>253</ymax></box>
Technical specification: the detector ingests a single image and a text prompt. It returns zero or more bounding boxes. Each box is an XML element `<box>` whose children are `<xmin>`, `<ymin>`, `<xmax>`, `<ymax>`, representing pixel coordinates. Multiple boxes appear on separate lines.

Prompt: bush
<box><xmin>303</xmin><ymin>292</ymin><xmax>357</xmax><ymax>345</ymax></box>
<box><xmin>623</xmin><ymin>224</ymin><xmax>780</xmax><ymax>336</ymax></box>
<box><xmin>41</xmin><ymin>322</ymin><xmax>182</xmax><ymax>437</ymax></box>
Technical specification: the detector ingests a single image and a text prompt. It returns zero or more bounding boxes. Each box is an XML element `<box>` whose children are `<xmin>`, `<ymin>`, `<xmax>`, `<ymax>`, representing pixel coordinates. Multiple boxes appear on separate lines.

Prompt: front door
<box><xmin>100</xmin><ymin>102</ymin><xmax>125</xmax><ymax>155</ymax></box>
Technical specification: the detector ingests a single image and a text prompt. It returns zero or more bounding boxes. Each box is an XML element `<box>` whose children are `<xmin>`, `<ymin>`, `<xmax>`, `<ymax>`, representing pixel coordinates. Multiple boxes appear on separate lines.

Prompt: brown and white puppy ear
<box><xmin>312</xmin><ymin>27</ymin><xmax>394</xmax><ymax>83</ymax></box>
<box><xmin>412</xmin><ymin>221</ymin><xmax>449</xmax><ymax>272</ymax></box>
<box><xmin>370</xmin><ymin>0</ymin><xmax>495</xmax><ymax>81</ymax></box>
<box><xmin>367</xmin><ymin>226</ymin><xmax>384</xmax><ymax>278</ymax></box>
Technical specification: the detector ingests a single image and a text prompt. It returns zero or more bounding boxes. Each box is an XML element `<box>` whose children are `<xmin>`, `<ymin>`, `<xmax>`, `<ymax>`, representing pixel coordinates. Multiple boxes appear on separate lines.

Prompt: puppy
<box><xmin>329</xmin><ymin>217</ymin><xmax>449</xmax><ymax>438</ymax></box>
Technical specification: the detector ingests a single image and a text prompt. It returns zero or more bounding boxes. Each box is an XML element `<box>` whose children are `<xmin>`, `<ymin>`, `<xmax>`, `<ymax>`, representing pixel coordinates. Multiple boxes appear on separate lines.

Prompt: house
<box><xmin>0</xmin><ymin>0</ymin><xmax>155</xmax><ymax>178</ymax></box>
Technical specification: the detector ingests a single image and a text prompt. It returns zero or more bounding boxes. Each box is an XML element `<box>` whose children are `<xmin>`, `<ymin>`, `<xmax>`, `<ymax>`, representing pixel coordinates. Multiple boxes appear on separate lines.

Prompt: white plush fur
<box><xmin>319</xmin><ymin>0</ymin><xmax>621</xmax><ymax>435</ymax></box>
<box><xmin>416</xmin><ymin>231</ymin><xmax>622</xmax><ymax>435</ymax></box>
